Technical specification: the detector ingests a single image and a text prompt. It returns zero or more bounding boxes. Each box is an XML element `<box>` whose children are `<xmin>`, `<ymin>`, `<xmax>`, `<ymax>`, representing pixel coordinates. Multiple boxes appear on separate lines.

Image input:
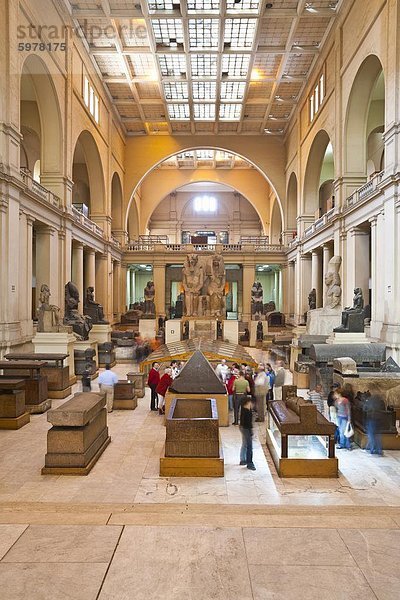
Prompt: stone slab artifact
<box><xmin>74</xmin><ymin>348</ymin><xmax>97</xmax><ymax>377</ymax></box>
<box><xmin>169</xmin><ymin>351</ymin><xmax>226</xmax><ymax>395</ymax></box>
<box><xmin>114</xmin><ymin>381</ymin><xmax>137</xmax><ymax>410</ymax></box>
<box><xmin>306</xmin><ymin>307</ymin><xmax>342</xmax><ymax>335</ymax></box>
<box><xmin>98</xmin><ymin>342</ymin><xmax>116</xmax><ymax>368</ymax></box>
<box><xmin>0</xmin><ymin>360</ymin><xmax>50</xmax><ymax>413</ymax></box>
<box><xmin>126</xmin><ymin>372</ymin><xmax>146</xmax><ymax>398</ymax></box>
<box><xmin>43</xmin><ymin>392</ymin><xmax>110</xmax><ymax>475</ymax></box>
<box><xmin>332</xmin><ymin>357</ymin><xmax>358</xmax><ymax>375</ymax></box>
<box><xmin>165</xmin><ymin>398</ymin><xmax>220</xmax><ymax>458</ymax></box>
<box><xmin>64</xmin><ymin>281</ymin><xmax>93</xmax><ymax>340</ymax></box>
<box><xmin>324</xmin><ymin>255</ymin><xmax>342</xmax><ymax>309</ymax></box>
<box><xmin>310</xmin><ymin>343</ymin><xmax>386</xmax><ymax>365</ymax></box>
<box><xmin>0</xmin><ymin>379</ymin><xmax>30</xmax><ymax>429</ymax></box>
<box><xmin>5</xmin><ymin>353</ymin><xmax>71</xmax><ymax>399</ymax></box>
<box><xmin>32</xmin><ymin>331</ymin><xmax>76</xmax><ymax>383</ymax></box>
<box><xmin>83</xmin><ymin>286</ymin><xmax>109</xmax><ymax>324</ymax></box>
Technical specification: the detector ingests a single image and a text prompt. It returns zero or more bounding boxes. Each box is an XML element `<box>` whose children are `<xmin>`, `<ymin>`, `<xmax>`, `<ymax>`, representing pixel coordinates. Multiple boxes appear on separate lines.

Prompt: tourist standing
<box><xmin>327</xmin><ymin>383</ymin><xmax>340</xmax><ymax>443</ymax></box>
<box><xmin>98</xmin><ymin>364</ymin><xmax>119</xmax><ymax>413</ymax></box>
<box><xmin>266</xmin><ymin>363</ymin><xmax>275</xmax><ymax>401</ymax></box>
<box><xmin>170</xmin><ymin>360</ymin><xmax>179</xmax><ymax>379</ymax></box>
<box><xmin>156</xmin><ymin>367</ymin><xmax>173</xmax><ymax>415</ymax></box>
<box><xmin>254</xmin><ymin>365</ymin><xmax>270</xmax><ymax>422</ymax></box>
<box><xmin>307</xmin><ymin>384</ymin><xmax>325</xmax><ymax>415</ymax></box>
<box><xmin>239</xmin><ymin>395</ymin><xmax>256</xmax><ymax>470</ymax></box>
<box><xmin>225</xmin><ymin>368</ymin><xmax>237</xmax><ymax>411</ymax></box>
<box><xmin>232</xmin><ymin>372</ymin><xmax>250</xmax><ymax>425</ymax></box>
<box><xmin>215</xmin><ymin>359</ymin><xmax>229</xmax><ymax>383</ymax></box>
<box><xmin>363</xmin><ymin>394</ymin><xmax>384</xmax><ymax>455</ymax></box>
<box><xmin>335</xmin><ymin>388</ymin><xmax>352</xmax><ymax>450</ymax></box>
<box><xmin>147</xmin><ymin>361</ymin><xmax>160</xmax><ymax>411</ymax></box>
<box><xmin>274</xmin><ymin>361</ymin><xmax>285</xmax><ymax>401</ymax></box>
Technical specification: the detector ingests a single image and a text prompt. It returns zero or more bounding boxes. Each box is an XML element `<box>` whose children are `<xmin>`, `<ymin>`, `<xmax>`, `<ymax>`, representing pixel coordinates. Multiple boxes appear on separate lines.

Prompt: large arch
<box><xmin>270</xmin><ymin>197</ymin><xmax>282</xmax><ymax>244</ymax></box>
<box><xmin>303</xmin><ymin>130</ymin><xmax>333</xmax><ymax>215</ymax></box>
<box><xmin>130</xmin><ymin>167</ymin><xmax>272</xmax><ymax>236</ymax></box>
<box><xmin>20</xmin><ymin>54</ymin><xmax>63</xmax><ymax>175</ymax></box>
<box><xmin>344</xmin><ymin>54</ymin><xmax>385</xmax><ymax>176</ymax></box>
<box><xmin>124</xmin><ymin>137</ymin><xmax>286</xmax><ymax>230</ymax></box>
<box><xmin>111</xmin><ymin>172</ymin><xmax>124</xmax><ymax>230</ymax></box>
<box><xmin>72</xmin><ymin>130</ymin><xmax>106</xmax><ymax>216</ymax></box>
<box><xmin>286</xmin><ymin>172</ymin><xmax>298</xmax><ymax>230</ymax></box>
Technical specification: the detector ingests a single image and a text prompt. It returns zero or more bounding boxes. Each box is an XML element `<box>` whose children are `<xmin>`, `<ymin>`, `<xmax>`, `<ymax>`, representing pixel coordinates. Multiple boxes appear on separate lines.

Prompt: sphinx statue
<box><xmin>324</xmin><ymin>256</ymin><xmax>342</xmax><ymax>309</ymax></box>
<box><xmin>64</xmin><ymin>281</ymin><xmax>93</xmax><ymax>340</ymax></box>
<box><xmin>334</xmin><ymin>287</ymin><xmax>365</xmax><ymax>333</ymax></box>
<box><xmin>182</xmin><ymin>254</ymin><xmax>204</xmax><ymax>317</ymax></box>
<box><xmin>83</xmin><ymin>286</ymin><xmax>108</xmax><ymax>324</ymax></box>
<box><xmin>37</xmin><ymin>284</ymin><xmax>62</xmax><ymax>333</ymax></box>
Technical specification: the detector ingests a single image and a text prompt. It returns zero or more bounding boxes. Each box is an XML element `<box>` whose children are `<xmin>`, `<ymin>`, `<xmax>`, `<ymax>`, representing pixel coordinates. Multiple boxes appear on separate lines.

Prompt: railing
<box><xmin>20</xmin><ymin>169</ymin><xmax>61</xmax><ymax>209</ymax></box>
<box><xmin>303</xmin><ymin>206</ymin><xmax>337</xmax><ymax>239</ymax></box>
<box><xmin>110</xmin><ymin>236</ymin><xmax>121</xmax><ymax>249</ymax></box>
<box><xmin>125</xmin><ymin>241</ymin><xmax>286</xmax><ymax>254</ymax></box>
<box><xmin>345</xmin><ymin>170</ymin><xmax>384</xmax><ymax>209</ymax></box>
<box><xmin>71</xmin><ymin>206</ymin><xmax>103</xmax><ymax>237</ymax></box>
<box><xmin>126</xmin><ymin>241</ymin><xmax>155</xmax><ymax>251</ymax></box>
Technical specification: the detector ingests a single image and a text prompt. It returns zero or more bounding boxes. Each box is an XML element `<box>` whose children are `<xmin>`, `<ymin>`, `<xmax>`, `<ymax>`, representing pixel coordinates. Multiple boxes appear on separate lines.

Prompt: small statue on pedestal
<box><xmin>256</xmin><ymin>321</ymin><xmax>263</xmax><ymax>342</ymax></box>
<box><xmin>143</xmin><ymin>281</ymin><xmax>156</xmax><ymax>317</ymax></box>
<box><xmin>37</xmin><ymin>284</ymin><xmax>62</xmax><ymax>332</ymax></box>
<box><xmin>333</xmin><ymin>287</ymin><xmax>365</xmax><ymax>333</ymax></box>
<box><xmin>324</xmin><ymin>256</ymin><xmax>342</xmax><ymax>309</ymax></box>
<box><xmin>308</xmin><ymin>288</ymin><xmax>317</xmax><ymax>310</ymax></box>
<box><xmin>84</xmin><ymin>287</ymin><xmax>108</xmax><ymax>324</ymax></box>
<box><xmin>64</xmin><ymin>281</ymin><xmax>93</xmax><ymax>340</ymax></box>
<box><xmin>251</xmin><ymin>281</ymin><xmax>264</xmax><ymax>320</ymax></box>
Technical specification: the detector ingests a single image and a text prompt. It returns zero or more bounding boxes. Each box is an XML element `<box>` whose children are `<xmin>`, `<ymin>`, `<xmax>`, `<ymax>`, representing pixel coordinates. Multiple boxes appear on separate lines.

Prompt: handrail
<box><xmin>20</xmin><ymin>169</ymin><xmax>61</xmax><ymax>208</ymax></box>
<box><xmin>71</xmin><ymin>206</ymin><xmax>103</xmax><ymax>237</ymax></box>
<box><xmin>345</xmin><ymin>170</ymin><xmax>384</xmax><ymax>209</ymax></box>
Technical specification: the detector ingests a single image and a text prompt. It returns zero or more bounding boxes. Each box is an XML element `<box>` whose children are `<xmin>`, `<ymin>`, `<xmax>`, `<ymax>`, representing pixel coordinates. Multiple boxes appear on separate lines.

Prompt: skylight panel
<box><xmin>130</xmin><ymin>54</ymin><xmax>156</xmax><ymax>77</ymax></box>
<box><xmin>192</xmin><ymin>81</ymin><xmax>217</xmax><ymax>100</ymax></box>
<box><xmin>224</xmin><ymin>18</ymin><xmax>257</xmax><ymax>49</ymax></box>
<box><xmin>148</xmin><ymin>0</ymin><xmax>176</xmax><ymax>12</ymax></box>
<box><xmin>226</xmin><ymin>0</ymin><xmax>260</xmax><ymax>12</ymax></box>
<box><xmin>168</xmin><ymin>103</ymin><xmax>190</xmax><ymax>119</ymax></box>
<box><xmin>163</xmin><ymin>81</ymin><xmax>189</xmax><ymax>100</ymax></box>
<box><xmin>196</xmin><ymin>149</ymin><xmax>214</xmax><ymax>159</ymax></box>
<box><xmin>151</xmin><ymin>19</ymin><xmax>184</xmax><ymax>45</ymax></box>
<box><xmin>187</xmin><ymin>0</ymin><xmax>220</xmax><ymax>11</ymax></box>
<box><xmin>191</xmin><ymin>54</ymin><xmax>218</xmax><ymax>77</ymax></box>
<box><xmin>221</xmin><ymin>54</ymin><xmax>250</xmax><ymax>78</ymax></box>
<box><xmin>219</xmin><ymin>103</ymin><xmax>242</xmax><ymax>120</ymax></box>
<box><xmin>193</xmin><ymin>103</ymin><xmax>216</xmax><ymax>120</ymax></box>
<box><xmin>188</xmin><ymin>19</ymin><xmax>219</xmax><ymax>49</ymax></box>
<box><xmin>158</xmin><ymin>54</ymin><xmax>186</xmax><ymax>76</ymax></box>
<box><xmin>221</xmin><ymin>81</ymin><xmax>246</xmax><ymax>101</ymax></box>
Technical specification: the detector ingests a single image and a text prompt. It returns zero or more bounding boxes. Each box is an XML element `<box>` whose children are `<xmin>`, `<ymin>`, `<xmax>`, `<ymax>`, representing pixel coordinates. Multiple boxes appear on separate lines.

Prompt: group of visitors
<box><xmin>147</xmin><ymin>360</ymin><xmax>184</xmax><ymax>415</ymax></box>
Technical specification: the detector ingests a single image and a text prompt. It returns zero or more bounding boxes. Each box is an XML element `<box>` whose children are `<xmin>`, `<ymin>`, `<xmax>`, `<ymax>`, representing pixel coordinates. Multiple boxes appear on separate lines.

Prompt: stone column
<box><xmin>322</xmin><ymin>244</ymin><xmax>333</xmax><ymax>307</ymax></box>
<box><xmin>84</xmin><ymin>248</ymin><xmax>96</xmax><ymax>292</ymax></box>
<box><xmin>120</xmin><ymin>263</ymin><xmax>128</xmax><ymax>314</ymax></box>
<box><xmin>346</xmin><ymin>227</ymin><xmax>370</xmax><ymax>308</ymax></box>
<box><xmin>300</xmin><ymin>253</ymin><xmax>312</xmax><ymax>317</ymax></box>
<box><xmin>71</xmin><ymin>241</ymin><xmax>84</xmax><ymax>309</ymax></box>
<box><xmin>281</xmin><ymin>264</ymin><xmax>288</xmax><ymax>318</ymax></box>
<box><xmin>95</xmin><ymin>253</ymin><xmax>108</xmax><ymax>316</ymax></box>
<box><xmin>369</xmin><ymin>216</ymin><xmax>378</xmax><ymax>325</ymax></box>
<box><xmin>153</xmin><ymin>262</ymin><xmax>166</xmax><ymax>317</ymax></box>
<box><xmin>311</xmin><ymin>249</ymin><xmax>323</xmax><ymax>307</ymax></box>
<box><xmin>130</xmin><ymin>269</ymin><xmax>135</xmax><ymax>307</ymax></box>
<box><xmin>274</xmin><ymin>270</ymin><xmax>279</xmax><ymax>309</ymax></box>
<box><xmin>36</xmin><ymin>226</ymin><xmax>59</xmax><ymax>309</ymax></box>
<box><xmin>18</xmin><ymin>212</ymin><xmax>34</xmax><ymax>330</ymax></box>
<box><xmin>242</xmin><ymin>262</ymin><xmax>255</xmax><ymax>322</ymax></box>
<box><xmin>288</xmin><ymin>261</ymin><xmax>295</xmax><ymax>318</ymax></box>
<box><xmin>113</xmin><ymin>261</ymin><xmax>121</xmax><ymax>320</ymax></box>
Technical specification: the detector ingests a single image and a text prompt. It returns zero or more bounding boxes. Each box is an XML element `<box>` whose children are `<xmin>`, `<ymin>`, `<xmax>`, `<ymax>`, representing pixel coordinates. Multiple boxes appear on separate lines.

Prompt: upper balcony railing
<box><xmin>125</xmin><ymin>240</ymin><xmax>286</xmax><ymax>253</ymax></box>
<box><xmin>71</xmin><ymin>205</ymin><xmax>104</xmax><ymax>237</ymax></box>
<box><xmin>344</xmin><ymin>170</ymin><xmax>384</xmax><ymax>210</ymax></box>
<box><xmin>20</xmin><ymin>168</ymin><xmax>61</xmax><ymax>209</ymax></box>
<box><xmin>303</xmin><ymin>206</ymin><xmax>336</xmax><ymax>239</ymax></box>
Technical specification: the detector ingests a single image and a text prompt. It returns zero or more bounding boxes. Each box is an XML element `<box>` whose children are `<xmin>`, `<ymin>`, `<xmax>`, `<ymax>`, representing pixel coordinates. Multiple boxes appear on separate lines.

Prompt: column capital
<box><xmin>72</xmin><ymin>240</ymin><xmax>84</xmax><ymax>249</ymax></box>
<box><xmin>368</xmin><ymin>215</ymin><xmax>378</xmax><ymax>227</ymax></box>
<box><xmin>37</xmin><ymin>225</ymin><xmax>56</xmax><ymax>236</ymax></box>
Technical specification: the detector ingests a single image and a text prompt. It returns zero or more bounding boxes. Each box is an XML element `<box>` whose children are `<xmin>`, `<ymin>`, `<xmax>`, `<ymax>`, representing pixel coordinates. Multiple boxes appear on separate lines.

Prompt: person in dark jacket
<box><xmin>363</xmin><ymin>394</ymin><xmax>385</xmax><ymax>455</ymax></box>
<box><xmin>147</xmin><ymin>361</ymin><xmax>160</xmax><ymax>411</ymax></box>
<box><xmin>239</xmin><ymin>395</ymin><xmax>256</xmax><ymax>470</ymax></box>
<box><xmin>156</xmin><ymin>367</ymin><xmax>173</xmax><ymax>415</ymax></box>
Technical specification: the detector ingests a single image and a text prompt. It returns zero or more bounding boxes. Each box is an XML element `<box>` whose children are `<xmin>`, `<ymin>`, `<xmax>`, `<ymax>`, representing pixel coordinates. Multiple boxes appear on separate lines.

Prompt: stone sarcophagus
<box><xmin>126</xmin><ymin>371</ymin><xmax>146</xmax><ymax>398</ymax></box>
<box><xmin>0</xmin><ymin>360</ymin><xmax>50</xmax><ymax>413</ymax></box>
<box><xmin>0</xmin><ymin>379</ymin><xmax>30</xmax><ymax>429</ymax></box>
<box><xmin>42</xmin><ymin>392</ymin><xmax>111</xmax><ymax>475</ymax></box>
<box><xmin>5</xmin><ymin>353</ymin><xmax>71</xmax><ymax>399</ymax></box>
<box><xmin>165</xmin><ymin>398</ymin><xmax>220</xmax><ymax>458</ymax></box>
<box><xmin>98</xmin><ymin>342</ymin><xmax>116</xmax><ymax>368</ymax></box>
<box><xmin>74</xmin><ymin>348</ymin><xmax>96</xmax><ymax>377</ymax></box>
<box><xmin>113</xmin><ymin>381</ymin><xmax>137</xmax><ymax>410</ymax></box>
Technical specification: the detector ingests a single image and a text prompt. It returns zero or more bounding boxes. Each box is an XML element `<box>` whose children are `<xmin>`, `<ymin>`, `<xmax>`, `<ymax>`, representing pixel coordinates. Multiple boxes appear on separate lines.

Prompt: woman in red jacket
<box><xmin>147</xmin><ymin>361</ymin><xmax>160</xmax><ymax>411</ymax></box>
<box><xmin>156</xmin><ymin>367</ymin><xmax>173</xmax><ymax>415</ymax></box>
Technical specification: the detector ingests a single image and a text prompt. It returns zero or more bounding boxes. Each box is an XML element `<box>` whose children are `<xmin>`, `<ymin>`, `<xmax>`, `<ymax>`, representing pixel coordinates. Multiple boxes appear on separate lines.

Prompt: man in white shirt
<box><xmin>215</xmin><ymin>359</ymin><xmax>229</xmax><ymax>383</ymax></box>
<box><xmin>98</xmin><ymin>364</ymin><xmax>119</xmax><ymax>413</ymax></box>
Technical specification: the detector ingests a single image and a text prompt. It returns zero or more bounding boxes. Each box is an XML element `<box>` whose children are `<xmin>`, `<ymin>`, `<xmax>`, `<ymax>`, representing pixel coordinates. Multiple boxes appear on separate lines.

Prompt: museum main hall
<box><xmin>0</xmin><ymin>0</ymin><xmax>399</xmax><ymax>598</ymax></box>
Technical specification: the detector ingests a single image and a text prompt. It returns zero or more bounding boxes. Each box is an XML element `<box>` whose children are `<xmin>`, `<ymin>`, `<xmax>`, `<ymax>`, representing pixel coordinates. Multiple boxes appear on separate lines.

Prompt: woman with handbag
<box><xmin>334</xmin><ymin>388</ymin><xmax>353</xmax><ymax>450</ymax></box>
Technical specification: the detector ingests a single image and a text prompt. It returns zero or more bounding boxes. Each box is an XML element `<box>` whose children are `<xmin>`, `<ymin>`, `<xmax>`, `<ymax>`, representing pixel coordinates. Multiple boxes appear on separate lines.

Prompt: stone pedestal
<box><xmin>188</xmin><ymin>319</ymin><xmax>217</xmax><ymax>340</ymax></box>
<box><xmin>0</xmin><ymin>380</ymin><xmax>30</xmax><ymax>429</ymax></box>
<box><xmin>165</xmin><ymin>319</ymin><xmax>181</xmax><ymax>344</ymax></box>
<box><xmin>250</xmin><ymin>320</ymin><xmax>267</xmax><ymax>347</ymax></box>
<box><xmin>89</xmin><ymin>323</ymin><xmax>112</xmax><ymax>345</ymax></box>
<box><xmin>126</xmin><ymin>371</ymin><xmax>146</xmax><ymax>398</ymax></box>
<box><xmin>114</xmin><ymin>381</ymin><xmax>137</xmax><ymax>410</ymax></box>
<box><xmin>74</xmin><ymin>339</ymin><xmax>99</xmax><ymax>371</ymax></box>
<box><xmin>306</xmin><ymin>308</ymin><xmax>341</xmax><ymax>335</ymax></box>
<box><xmin>42</xmin><ymin>392</ymin><xmax>111</xmax><ymax>475</ymax></box>
<box><xmin>33</xmin><ymin>332</ymin><xmax>76</xmax><ymax>384</ymax></box>
<box><xmin>327</xmin><ymin>332</ymin><xmax>368</xmax><ymax>344</ymax></box>
<box><xmin>223</xmin><ymin>320</ymin><xmax>239</xmax><ymax>344</ymax></box>
<box><xmin>139</xmin><ymin>319</ymin><xmax>157</xmax><ymax>340</ymax></box>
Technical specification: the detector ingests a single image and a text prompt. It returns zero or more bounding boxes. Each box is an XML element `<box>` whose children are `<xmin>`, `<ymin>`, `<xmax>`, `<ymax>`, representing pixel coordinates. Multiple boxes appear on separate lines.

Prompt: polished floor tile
<box><xmin>0</xmin><ymin>524</ymin><xmax>28</xmax><ymax>559</ymax></box>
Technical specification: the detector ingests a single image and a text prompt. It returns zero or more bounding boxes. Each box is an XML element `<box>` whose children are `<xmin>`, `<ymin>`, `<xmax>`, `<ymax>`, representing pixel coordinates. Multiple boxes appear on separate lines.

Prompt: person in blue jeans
<box><xmin>334</xmin><ymin>388</ymin><xmax>352</xmax><ymax>450</ymax></box>
<box><xmin>364</xmin><ymin>394</ymin><xmax>384</xmax><ymax>455</ymax></box>
<box><xmin>239</xmin><ymin>396</ymin><xmax>256</xmax><ymax>470</ymax></box>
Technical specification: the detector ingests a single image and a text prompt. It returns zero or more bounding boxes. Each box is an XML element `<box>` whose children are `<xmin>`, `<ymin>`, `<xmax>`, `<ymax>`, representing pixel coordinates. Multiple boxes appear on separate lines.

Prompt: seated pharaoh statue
<box><xmin>83</xmin><ymin>286</ymin><xmax>109</xmax><ymax>324</ymax></box>
<box><xmin>333</xmin><ymin>287</ymin><xmax>365</xmax><ymax>333</ymax></box>
<box><xmin>63</xmin><ymin>281</ymin><xmax>93</xmax><ymax>340</ymax></box>
<box><xmin>37</xmin><ymin>284</ymin><xmax>62</xmax><ymax>333</ymax></box>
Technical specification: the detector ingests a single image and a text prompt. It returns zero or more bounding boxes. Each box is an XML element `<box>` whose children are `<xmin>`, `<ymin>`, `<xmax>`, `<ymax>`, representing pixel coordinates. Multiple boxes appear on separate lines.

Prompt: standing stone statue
<box><xmin>143</xmin><ymin>281</ymin><xmax>156</xmax><ymax>317</ymax></box>
<box><xmin>37</xmin><ymin>284</ymin><xmax>61</xmax><ymax>332</ymax></box>
<box><xmin>251</xmin><ymin>281</ymin><xmax>264</xmax><ymax>320</ymax></box>
<box><xmin>256</xmin><ymin>320</ymin><xmax>264</xmax><ymax>342</ymax></box>
<box><xmin>182</xmin><ymin>254</ymin><xmax>204</xmax><ymax>317</ymax></box>
<box><xmin>308</xmin><ymin>288</ymin><xmax>317</xmax><ymax>310</ymax></box>
<box><xmin>84</xmin><ymin>286</ymin><xmax>108</xmax><ymax>324</ymax></box>
<box><xmin>207</xmin><ymin>251</ymin><xmax>226</xmax><ymax>318</ymax></box>
<box><xmin>333</xmin><ymin>287</ymin><xmax>365</xmax><ymax>333</ymax></box>
<box><xmin>324</xmin><ymin>256</ymin><xmax>342</xmax><ymax>309</ymax></box>
<box><xmin>64</xmin><ymin>281</ymin><xmax>93</xmax><ymax>340</ymax></box>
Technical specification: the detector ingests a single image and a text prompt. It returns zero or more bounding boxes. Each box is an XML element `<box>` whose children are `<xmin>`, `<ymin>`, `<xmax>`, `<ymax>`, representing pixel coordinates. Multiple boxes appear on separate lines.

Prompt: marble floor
<box><xmin>0</xmin><ymin>359</ymin><xmax>400</xmax><ymax>598</ymax></box>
